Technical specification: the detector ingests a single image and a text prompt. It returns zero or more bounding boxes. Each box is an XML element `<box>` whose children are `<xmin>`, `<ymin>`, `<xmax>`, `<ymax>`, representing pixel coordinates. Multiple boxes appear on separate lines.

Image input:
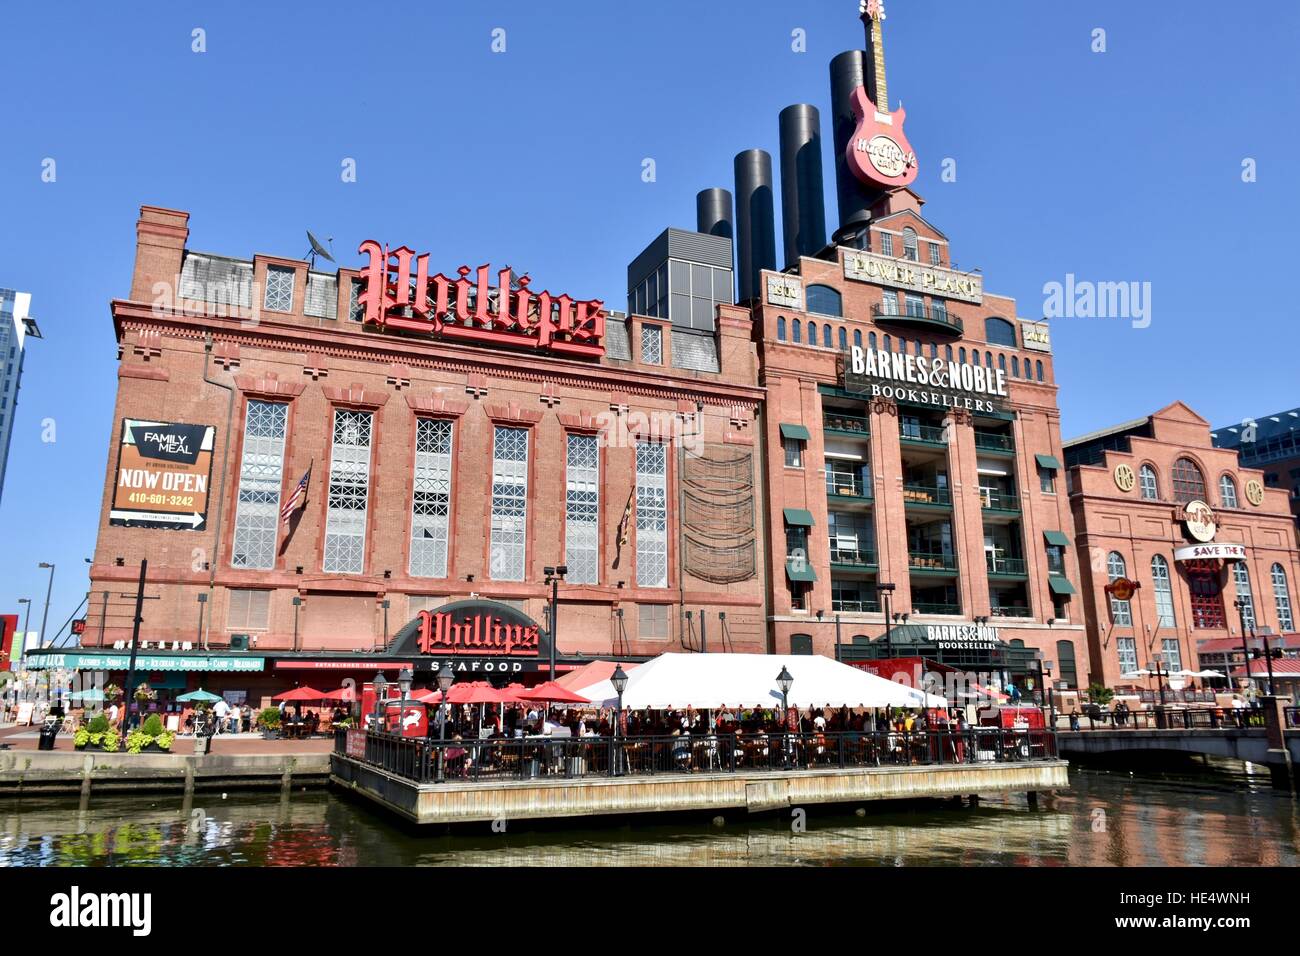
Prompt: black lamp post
<box><xmin>1149</xmin><ymin>658</ymin><xmax>1168</xmax><ymax>707</ymax></box>
<box><xmin>397</xmin><ymin>667</ymin><xmax>412</xmax><ymax>735</ymax></box>
<box><xmin>611</xmin><ymin>664</ymin><xmax>629</xmax><ymax>777</ymax></box>
<box><xmin>1259</xmin><ymin>631</ymin><xmax>1278</xmax><ymax>697</ymax></box>
<box><xmin>877</xmin><ymin>583</ymin><xmax>896</xmax><ymax>656</ymax></box>
<box><xmin>371</xmin><ymin>672</ymin><xmax>388</xmax><ymax>732</ymax></box>
<box><xmin>1233</xmin><ymin>598</ymin><xmax>1253</xmax><ymax>698</ymax></box>
<box><xmin>435</xmin><ymin>664</ymin><xmax>454</xmax><ymax>783</ymax></box>
<box><xmin>776</xmin><ymin>665</ymin><xmax>794</xmax><ymax>768</ymax></box>
<box><xmin>544</xmin><ymin>565</ymin><xmax>568</xmax><ymax>682</ymax></box>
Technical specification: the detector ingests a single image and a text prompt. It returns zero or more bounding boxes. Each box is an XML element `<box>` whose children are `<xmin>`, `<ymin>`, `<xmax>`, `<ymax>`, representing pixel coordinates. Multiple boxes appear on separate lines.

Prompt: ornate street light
<box><xmin>371</xmin><ymin>672</ymin><xmax>388</xmax><ymax>732</ymax></box>
<box><xmin>611</xmin><ymin>664</ymin><xmax>629</xmax><ymax>777</ymax></box>
<box><xmin>435</xmin><ymin>664</ymin><xmax>455</xmax><ymax>783</ymax></box>
<box><xmin>776</xmin><ymin>666</ymin><xmax>794</xmax><ymax>769</ymax></box>
<box><xmin>396</xmin><ymin>667</ymin><xmax>413</xmax><ymax>736</ymax></box>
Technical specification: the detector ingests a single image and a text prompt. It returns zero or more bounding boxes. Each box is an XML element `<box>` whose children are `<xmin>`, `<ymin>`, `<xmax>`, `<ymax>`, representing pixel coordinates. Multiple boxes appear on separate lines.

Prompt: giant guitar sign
<box><xmin>847</xmin><ymin>0</ymin><xmax>918</xmax><ymax>190</ymax></box>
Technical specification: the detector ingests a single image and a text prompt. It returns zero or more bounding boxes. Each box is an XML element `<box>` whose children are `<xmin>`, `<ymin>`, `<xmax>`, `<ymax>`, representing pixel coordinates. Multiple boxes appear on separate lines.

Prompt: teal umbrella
<box><xmin>70</xmin><ymin>688</ymin><xmax>105</xmax><ymax>702</ymax></box>
<box><xmin>177</xmin><ymin>689</ymin><xmax>223</xmax><ymax>703</ymax></box>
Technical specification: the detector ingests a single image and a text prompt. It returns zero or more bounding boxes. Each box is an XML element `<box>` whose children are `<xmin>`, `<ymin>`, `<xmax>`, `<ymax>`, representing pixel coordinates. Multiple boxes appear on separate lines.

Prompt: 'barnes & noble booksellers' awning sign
<box><xmin>110</xmin><ymin>419</ymin><xmax>215</xmax><ymax>530</ymax></box>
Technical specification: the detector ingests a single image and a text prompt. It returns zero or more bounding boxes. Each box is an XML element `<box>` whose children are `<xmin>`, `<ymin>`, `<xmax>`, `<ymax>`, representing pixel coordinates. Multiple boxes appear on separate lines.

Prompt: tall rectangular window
<box><xmin>409</xmin><ymin>419</ymin><xmax>453</xmax><ymax>578</ymax></box>
<box><xmin>264</xmin><ymin>265</ymin><xmax>295</xmax><ymax>313</ymax></box>
<box><xmin>1232</xmin><ymin>562</ymin><xmax>1255</xmax><ymax>631</ymax></box>
<box><xmin>489</xmin><ymin>427</ymin><xmax>529</xmax><ymax>581</ymax></box>
<box><xmin>1117</xmin><ymin>637</ymin><xmax>1137</xmax><ymax>675</ymax></box>
<box><xmin>565</xmin><ymin>433</ymin><xmax>600</xmax><ymax>584</ymax></box>
<box><xmin>1161</xmin><ymin>638</ymin><xmax>1182</xmax><ymax>672</ymax></box>
<box><xmin>929</xmin><ymin>242</ymin><xmax>941</xmax><ymax>266</ymax></box>
<box><xmin>640</xmin><ymin>324</ymin><xmax>662</xmax><ymax>365</ymax></box>
<box><xmin>880</xmin><ymin>233</ymin><xmax>894</xmax><ymax>257</ymax></box>
<box><xmin>230</xmin><ymin>401</ymin><xmax>288</xmax><ymax>570</ymax></box>
<box><xmin>323</xmin><ymin>409</ymin><xmax>373</xmax><ymax>574</ymax></box>
<box><xmin>1152</xmin><ymin>556</ymin><xmax>1176</xmax><ymax>627</ymax></box>
<box><xmin>636</xmin><ymin>443</ymin><xmax>668</xmax><ymax>588</ymax></box>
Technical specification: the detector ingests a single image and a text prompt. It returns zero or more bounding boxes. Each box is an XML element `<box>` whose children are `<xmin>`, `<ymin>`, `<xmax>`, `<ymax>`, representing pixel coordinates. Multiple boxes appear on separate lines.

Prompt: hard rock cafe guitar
<box><xmin>847</xmin><ymin>0</ymin><xmax>918</xmax><ymax>189</ymax></box>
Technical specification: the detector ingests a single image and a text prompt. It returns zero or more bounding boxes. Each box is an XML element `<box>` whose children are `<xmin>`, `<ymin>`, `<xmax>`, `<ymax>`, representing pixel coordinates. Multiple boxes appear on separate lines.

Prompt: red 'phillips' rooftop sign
<box><xmin>356</xmin><ymin>240</ymin><xmax>605</xmax><ymax>358</ymax></box>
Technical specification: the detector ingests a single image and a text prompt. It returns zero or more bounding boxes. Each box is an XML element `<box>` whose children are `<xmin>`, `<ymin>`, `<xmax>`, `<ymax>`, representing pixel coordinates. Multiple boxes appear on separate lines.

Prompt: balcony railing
<box><xmin>826</xmin><ymin>474</ymin><xmax>872</xmax><ymax>499</ymax></box>
<box><xmin>909</xmin><ymin>550</ymin><xmax>958</xmax><ymax>572</ymax></box>
<box><xmin>872</xmin><ymin>303</ymin><xmax>964</xmax><ymax>335</ymax></box>
<box><xmin>974</xmin><ymin>431</ymin><xmax>1014</xmax><ymax>452</ymax></box>
<box><xmin>824</xmin><ymin>413</ymin><xmax>871</xmax><ymax>437</ymax></box>
<box><xmin>903</xmin><ymin>483</ymin><xmax>951</xmax><ymax>506</ymax></box>
<box><xmin>913</xmin><ymin>602</ymin><xmax>961</xmax><ymax>615</ymax></box>
<box><xmin>990</xmin><ymin>606</ymin><xmax>1033</xmax><ymax>618</ymax></box>
<box><xmin>900</xmin><ymin>423</ymin><xmax>947</xmax><ymax>445</ymax></box>
<box><xmin>829</xmin><ymin>546</ymin><xmax>878</xmax><ymax>569</ymax></box>
<box><xmin>986</xmin><ymin>554</ymin><xmax>1028</xmax><ymax>576</ymax></box>
<box><xmin>832</xmin><ymin>598</ymin><xmax>881</xmax><ymax>613</ymax></box>
<box><xmin>980</xmin><ymin>490</ymin><xmax>1020</xmax><ymax>512</ymax></box>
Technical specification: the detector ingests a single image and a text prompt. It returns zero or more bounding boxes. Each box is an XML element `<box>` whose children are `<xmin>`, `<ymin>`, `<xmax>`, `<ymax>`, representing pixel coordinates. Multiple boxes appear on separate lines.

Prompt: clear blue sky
<box><xmin>1</xmin><ymin>0</ymin><xmax>1297</xmax><ymax>635</ymax></box>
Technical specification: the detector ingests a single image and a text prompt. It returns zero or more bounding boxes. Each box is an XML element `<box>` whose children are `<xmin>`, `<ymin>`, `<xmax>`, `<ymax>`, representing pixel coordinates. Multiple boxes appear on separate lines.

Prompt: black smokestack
<box><xmin>778</xmin><ymin>104</ymin><xmax>827</xmax><ymax>268</ymax></box>
<box><xmin>734</xmin><ymin>148</ymin><xmax>776</xmax><ymax>303</ymax></box>
<box><xmin>695</xmin><ymin>188</ymin><xmax>734</xmax><ymax>241</ymax></box>
<box><xmin>829</xmin><ymin>50</ymin><xmax>877</xmax><ymax>244</ymax></box>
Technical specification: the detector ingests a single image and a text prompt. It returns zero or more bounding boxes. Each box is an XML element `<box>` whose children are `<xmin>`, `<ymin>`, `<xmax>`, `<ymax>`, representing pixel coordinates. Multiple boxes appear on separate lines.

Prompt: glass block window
<box><xmin>1272</xmin><ymin>563</ymin><xmax>1294</xmax><ymax>632</ymax></box>
<box><xmin>489</xmin><ymin>427</ymin><xmax>530</xmax><ymax>581</ymax></box>
<box><xmin>1139</xmin><ymin>465</ymin><xmax>1158</xmax><ymax>500</ymax></box>
<box><xmin>1219</xmin><ymin>474</ymin><xmax>1238</xmax><ymax>509</ymax></box>
<box><xmin>1107</xmin><ymin>551</ymin><xmax>1132</xmax><ymax>625</ymax></box>
<box><xmin>640</xmin><ymin>324</ymin><xmax>662</xmax><ymax>365</ymax></box>
<box><xmin>1151</xmin><ymin>555</ymin><xmax>1176</xmax><ymax>627</ymax></box>
<box><xmin>1172</xmin><ymin>458</ymin><xmax>1206</xmax><ymax>504</ymax></box>
<box><xmin>227</xmin><ymin>589</ymin><xmax>271</xmax><ymax>631</ymax></box>
<box><xmin>323</xmin><ymin>409</ymin><xmax>373</xmax><ymax>574</ymax></box>
<box><xmin>639</xmin><ymin>604</ymin><xmax>669</xmax><ymax>640</ymax></box>
<box><xmin>564</xmin><ymin>433</ymin><xmax>600</xmax><ymax>585</ymax></box>
<box><xmin>409</xmin><ymin>419</ymin><xmax>453</xmax><ymax>578</ymax></box>
<box><xmin>1161</xmin><ymin>638</ymin><xmax>1182</xmax><ymax>672</ymax></box>
<box><xmin>1117</xmin><ymin>637</ymin><xmax>1137</xmax><ymax>676</ymax></box>
<box><xmin>635</xmin><ymin>443</ymin><xmax>669</xmax><ymax>588</ymax></box>
<box><xmin>348</xmin><ymin>278</ymin><xmax>364</xmax><ymax>322</ymax></box>
<box><xmin>264</xmin><ymin>265</ymin><xmax>295</xmax><ymax>313</ymax></box>
<box><xmin>230</xmin><ymin>401</ymin><xmax>288</xmax><ymax>570</ymax></box>
<box><xmin>1233</xmin><ymin>561</ymin><xmax>1255</xmax><ymax>631</ymax></box>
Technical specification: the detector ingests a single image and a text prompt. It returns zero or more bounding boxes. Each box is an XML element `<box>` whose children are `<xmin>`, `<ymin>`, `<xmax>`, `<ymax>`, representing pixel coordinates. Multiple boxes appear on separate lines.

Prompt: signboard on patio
<box><xmin>109</xmin><ymin>419</ymin><xmax>216</xmax><ymax>530</ymax></box>
<box><xmin>346</xmin><ymin>729</ymin><xmax>366</xmax><ymax>759</ymax></box>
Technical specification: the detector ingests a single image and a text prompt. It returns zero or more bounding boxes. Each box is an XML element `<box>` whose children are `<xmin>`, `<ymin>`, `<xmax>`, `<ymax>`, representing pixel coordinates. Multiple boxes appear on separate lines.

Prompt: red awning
<box><xmin>273</xmin><ymin>686</ymin><xmax>327</xmax><ymax>701</ymax></box>
<box><xmin>516</xmin><ymin>680</ymin><xmax>591</xmax><ymax>704</ymax></box>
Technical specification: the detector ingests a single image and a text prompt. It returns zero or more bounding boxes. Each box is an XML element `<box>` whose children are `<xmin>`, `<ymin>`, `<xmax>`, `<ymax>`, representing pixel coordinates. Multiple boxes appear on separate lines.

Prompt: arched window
<box><xmin>1233</xmin><ymin>562</ymin><xmax>1255</xmax><ymax>631</ymax></box>
<box><xmin>1139</xmin><ymin>464</ymin><xmax>1158</xmax><ymax>500</ymax></box>
<box><xmin>1272</xmin><ymin>563</ymin><xmax>1294</xmax><ymax>632</ymax></box>
<box><xmin>902</xmin><ymin>227</ymin><xmax>919</xmax><ymax>261</ymax></box>
<box><xmin>930</xmin><ymin>342</ymin><xmax>938</xmax><ymax>359</ymax></box>
<box><xmin>1172</xmin><ymin>458</ymin><xmax>1206</xmax><ymax>504</ymax></box>
<box><xmin>984</xmin><ymin>317</ymin><xmax>1018</xmax><ymax>347</ymax></box>
<box><xmin>792</xmin><ymin>318</ymin><xmax>802</xmax><ymax>343</ymax></box>
<box><xmin>959</xmin><ymin>347</ymin><xmax>967</xmax><ymax>364</ymax></box>
<box><xmin>1107</xmin><ymin>552</ymin><xmax>1132</xmax><ymax>625</ymax></box>
<box><xmin>806</xmin><ymin>284</ymin><xmax>843</xmax><ymax>317</ymax></box>
<box><xmin>984</xmin><ymin>351</ymin><xmax>994</xmax><ymax>369</ymax></box>
<box><xmin>807</xmin><ymin>321</ymin><xmax>817</xmax><ymax>346</ymax></box>
<box><xmin>1219</xmin><ymin>474</ymin><xmax>1239</xmax><ymax>509</ymax></box>
<box><xmin>822</xmin><ymin>324</ymin><xmax>833</xmax><ymax>348</ymax></box>
<box><xmin>777</xmin><ymin>316</ymin><xmax>787</xmax><ymax>341</ymax></box>
<box><xmin>945</xmin><ymin>344</ymin><xmax>953</xmax><ymax>361</ymax></box>
<box><xmin>884</xmin><ymin>334</ymin><xmax>892</xmax><ymax>352</ymax></box>
<box><xmin>1152</xmin><ymin>555</ymin><xmax>1176</xmax><ymax>627</ymax></box>
<box><xmin>1035</xmin><ymin>360</ymin><xmax>1044</xmax><ymax>381</ymax></box>
<box><xmin>1012</xmin><ymin>356</ymin><xmax>1020</xmax><ymax>377</ymax></box>
<box><xmin>998</xmin><ymin>354</ymin><xmax>1006</xmax><ymax>373</ymax></box>
<box><xmin>868</xmin><ymin>331</ymin><xmax>877</xmax><ymax>350</ymax></box>
<box><xmin>838</xmin><ymin>326</ymin><xmax>847</xmax><ymax>350</ymax></box>
<box><xmin>914</xmin><ymin>339</ymin><xmax>923</xmax><ymax>356</ymax></box>
<box><xmin>854</xmin><ymin>329</ymin><xmax>863</xmax><ymax>348</ymax></box>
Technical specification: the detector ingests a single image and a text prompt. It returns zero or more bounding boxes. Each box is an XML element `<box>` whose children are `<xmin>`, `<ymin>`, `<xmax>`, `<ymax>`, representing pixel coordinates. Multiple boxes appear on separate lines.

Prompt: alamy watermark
<box><xmin>1043</xmin><ymin>274</ymin><xmax>1151</xmax><ymax>329</ymax></box>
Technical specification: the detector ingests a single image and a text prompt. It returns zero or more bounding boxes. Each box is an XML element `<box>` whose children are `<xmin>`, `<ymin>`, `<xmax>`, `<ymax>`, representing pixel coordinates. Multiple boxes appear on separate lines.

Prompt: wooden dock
<box><xmin>330</xmin><ymin>752</ymin><xmax>1069</xmax><ymax>825</ymax></box>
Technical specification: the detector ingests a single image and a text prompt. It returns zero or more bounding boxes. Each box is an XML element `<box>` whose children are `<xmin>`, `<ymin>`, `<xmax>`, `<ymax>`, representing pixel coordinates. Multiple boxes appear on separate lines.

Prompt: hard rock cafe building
<box><xmin>1064</xmin><ymin>403</ymin><xmax>1300</xmax><ymax>691</ymax></box>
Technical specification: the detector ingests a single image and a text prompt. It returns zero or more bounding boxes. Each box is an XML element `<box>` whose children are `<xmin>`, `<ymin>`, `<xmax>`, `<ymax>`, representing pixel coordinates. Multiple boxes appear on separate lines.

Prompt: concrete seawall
<box><xmin>331</xmin><ymin>754</ymin><xmax>1070</xmax><ymax>825</ymax></box>
<box><xmin>0</xmin><ymin>750</ymin><xmax>331</xmax><ymax>796</ymax></box>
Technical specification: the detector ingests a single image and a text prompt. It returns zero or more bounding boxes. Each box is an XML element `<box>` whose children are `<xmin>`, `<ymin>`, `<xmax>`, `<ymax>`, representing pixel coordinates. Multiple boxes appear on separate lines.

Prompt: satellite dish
<box><xmin>305</xmin><ymin>231</ymin><xmax>336</xmax><ymax>269</ymax></box>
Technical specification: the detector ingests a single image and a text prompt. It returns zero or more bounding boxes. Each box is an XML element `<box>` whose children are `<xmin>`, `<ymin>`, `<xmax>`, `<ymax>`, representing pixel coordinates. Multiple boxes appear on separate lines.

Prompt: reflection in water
<box><xmin>0</xmin><ymin>763</ymin><xmax>1296</xmax><ymax>867</ymax></box>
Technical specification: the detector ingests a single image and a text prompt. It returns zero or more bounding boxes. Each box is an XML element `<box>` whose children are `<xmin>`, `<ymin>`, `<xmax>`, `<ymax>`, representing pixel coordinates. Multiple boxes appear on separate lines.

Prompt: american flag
<box><xmin>280</xmin><ymin>462</ymin><xmax>312</xmax><ymax>524</ymax></box>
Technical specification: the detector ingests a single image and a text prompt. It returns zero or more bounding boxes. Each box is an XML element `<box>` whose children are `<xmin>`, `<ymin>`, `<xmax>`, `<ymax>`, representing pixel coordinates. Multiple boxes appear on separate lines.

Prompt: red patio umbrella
<box><xmin>516</xmin><ymin>681</ymin><xmax>591</xmax><ymax>704</ymax></box>
<box><xmin>322</xmin><ymin>687</ymin><xmax>355</xmax><ymax>701</ymax></box>
<box><xmin>273</xmin><ymin>686</ymin><xmax>326</xmax><ymax>701</ymax></box>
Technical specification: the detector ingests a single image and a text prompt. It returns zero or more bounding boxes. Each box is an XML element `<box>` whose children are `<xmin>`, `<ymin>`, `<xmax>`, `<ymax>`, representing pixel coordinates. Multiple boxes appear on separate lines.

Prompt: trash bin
<box><xmin>38</xmin><ymin>717</ymin><xmax>60</xmax><ymax>751</ymax></box>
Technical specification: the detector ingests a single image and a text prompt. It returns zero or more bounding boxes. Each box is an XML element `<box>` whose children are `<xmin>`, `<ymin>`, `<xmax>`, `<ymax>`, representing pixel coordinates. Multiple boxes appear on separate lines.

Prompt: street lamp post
<box><xmin>196</xmin><ymin>593</ymin><xmax>208</xmax><ymax>649</ymax></box>
<box><xmin>37</xmin><ymin>563</ymin><xmax>55</xmax><ymax>652</ymax></box>
<box><xmin>396</xmin><ymin>667</ymin><xmax>412</xmax><ymax>737</ymax></box>
<box><xmin>371</xmin><ymin>672</ymin><xmax>388</xmax><ymax>732</ymax></box>
<box><xmin>877</xmin><ymin>583</ymin><xmax>896</xmax><ymax>657</ymax></box>
<box><xmin>544</xmin><ymin>565</ymin><xmax>567</xmax><ymax>682</ymax></box>
<box><xmin>776</xmin><ymin>666</ymin><xmax>794</xmax><ymax>768</ymax></box>
<box><xmin>435</xmin><ymin>664</ymin><xmax>455</xmax><ymax>783</ymax></box>
<box><xmin>1259</xmin><ymin>631</ymin><xmax>1278</xmax><ymax>697</ymax></box>
<box><xmin>1233</xmin><ymin>599</ymin><xmax>1254</xmax><ymax>698</ymax></box>
<box><xmin>611</xmin><ymin>664</ymin><xmax>629</xmax><ymax>777</ymax></box>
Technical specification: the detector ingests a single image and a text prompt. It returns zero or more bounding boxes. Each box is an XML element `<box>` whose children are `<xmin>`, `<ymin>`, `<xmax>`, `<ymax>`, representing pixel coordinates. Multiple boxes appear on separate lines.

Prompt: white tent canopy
<box><xmin>574</xmin><ymin>653</ymin><xmax>947</xmax><ymax>710</ymax></box>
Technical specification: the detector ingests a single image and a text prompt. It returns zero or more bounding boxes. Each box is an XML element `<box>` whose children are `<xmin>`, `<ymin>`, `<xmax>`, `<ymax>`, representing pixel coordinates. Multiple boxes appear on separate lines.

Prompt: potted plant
<box><xmin>124</xmin><ymin>714</ymin><xmax>177</xmax><ymax>754</ymax></box>
<box><xmin>74</xmin><ymin>713</ymin><xmax>121</xmax><ymax>752</ymax></box>
<box><xmin>259</xmin><ymin>707</ymin><xmax>282</xmax><ymax>739</ymax></box>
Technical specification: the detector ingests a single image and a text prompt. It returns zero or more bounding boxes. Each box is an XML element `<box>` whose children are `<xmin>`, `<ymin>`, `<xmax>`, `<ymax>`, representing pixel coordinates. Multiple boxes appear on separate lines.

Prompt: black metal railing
<box><xmin>903</xmin><ymin>483</ymin><xmax>951</xmax><ymax>505</ymax></box>
<box><xmin>980</xmin><ymin>490</ymin><xmax>1020</xmax><ymax>512</ymax></box>
<box><xmin>829</xmin><ymin>546</ymin><xmax>878</xmax><ymax>568</ymax></box>
<box><xmin>909</xmin><ymin>549</ymin><xmax>958</xmax><ymax>571</ymax></box>
<box><xmin>973</xmin><ymin>431</ymin><xmax>1014</xmax><ymax>452</ymax></box>
<box><xmin>990</xmin><ymin>605</ymin><xmax>1033</xmax><ymax>618</ymax></box>
<box><xmin>872</xmin><ymin>304</ymin><xmax>964</xmax><ymax>333</ymax></box>
<box><xmin>831</xmin><ymin>598</ymin><xmax>881</xmax><ymax>613</ymax></box>
<box><xmin>336</xmin><ymin>728</ymin><xmax>1060</xmax><ymax>784</ymax></box>
<box><xmin>912</xmin><ymin>602</ymin><xmax>961</xmax><ymax>615</ymax></box>
<box><xmin>826</xmin><ymin>473</ymin><xmax>872</xmax><ymax>499</ymax></box>
<box><xmin>1067</xmin><ymin>706</ymin><xmax>1268</xmax><ymax>731</ymax></box>
<box><xmin>824</xmin><ymin>413</ymin><xmax>871</xmax><ymax>437</ymax></box>
<box><xmin>986</xmin><ymin>554</ymin><xmax>1028</xmax><ymax>576</ymax></box>
<box><xmin>900</xmin><ymin>423</ymin><xmax>947</xmax><ymax>444</ymax></box>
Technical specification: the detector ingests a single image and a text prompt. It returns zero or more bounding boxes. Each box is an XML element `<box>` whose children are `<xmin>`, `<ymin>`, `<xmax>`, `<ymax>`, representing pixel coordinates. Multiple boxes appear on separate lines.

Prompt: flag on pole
<box><xmin>616</xmin><ymin>487</ymin><xmax>635</xmax><ymax>549</ymax></box>
<box><xmin>280</xmin><ymin>461</ymin><xmax>313</xmax><ymax>524</ymax></box>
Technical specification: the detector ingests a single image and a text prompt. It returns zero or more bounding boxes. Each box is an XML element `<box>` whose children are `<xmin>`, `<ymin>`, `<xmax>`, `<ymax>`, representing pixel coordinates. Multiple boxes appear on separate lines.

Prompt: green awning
<box><xmin>780</xmin><ymin>423</ymin><xmax>811</xmax><ymax>441</ymax></box>
<box><xmin>1043</xmin><ymin>530</ymin><xmax>1071</xmax><ymax>547</ymax></box>
<box><xmin>783</xmin><ymin>508</ymin><xmax>815</xmax><ymax>527</ymax></box>
<box><xmin>1035</xmin><ymin>454</ymin><xmax>1062</xmax><ymax>471</ymax></box>
<box><xmin>1048</xmin><ymin>576</ymin><xmax>1077</xmax><ymax>595</ymax></box>
<box><xmin>785</xmin><ymin>559</ymin><xmax>818</xmax><ymax>583</ymax></box>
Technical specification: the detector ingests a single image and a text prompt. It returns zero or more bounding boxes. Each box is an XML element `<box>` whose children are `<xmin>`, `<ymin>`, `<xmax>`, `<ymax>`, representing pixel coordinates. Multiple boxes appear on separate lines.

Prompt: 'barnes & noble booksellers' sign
<box><xmin>357</xmin><ymin>240</ymin><xmax>605</xmax><ymax>358</ymax></box>
<box><xmin>110</xmin><ymin>420</ymin><xmax>215</xmax><ymax>530</ymax></box>
<box><xmin>843</xmin><ymin>345</ymin><xmax>1007</xmax><ymax>413</ymax></box>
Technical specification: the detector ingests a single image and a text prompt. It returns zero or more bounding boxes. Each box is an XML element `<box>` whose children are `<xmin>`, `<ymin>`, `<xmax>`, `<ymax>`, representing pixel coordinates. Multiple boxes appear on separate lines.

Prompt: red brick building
<box><xmin>752</xmin><ymin>187</ymin><xmax>1087</xmax><ymax>690</ymax></box>
<box><xmin>73</xmin><ymin>206</ymin><xmax>768</xmax><ymax>697</ymax></box>
<box><xmin>1064</xmin><ymin>402</ymin><xmax>1300</xmax><ymax>690</ymax></box>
